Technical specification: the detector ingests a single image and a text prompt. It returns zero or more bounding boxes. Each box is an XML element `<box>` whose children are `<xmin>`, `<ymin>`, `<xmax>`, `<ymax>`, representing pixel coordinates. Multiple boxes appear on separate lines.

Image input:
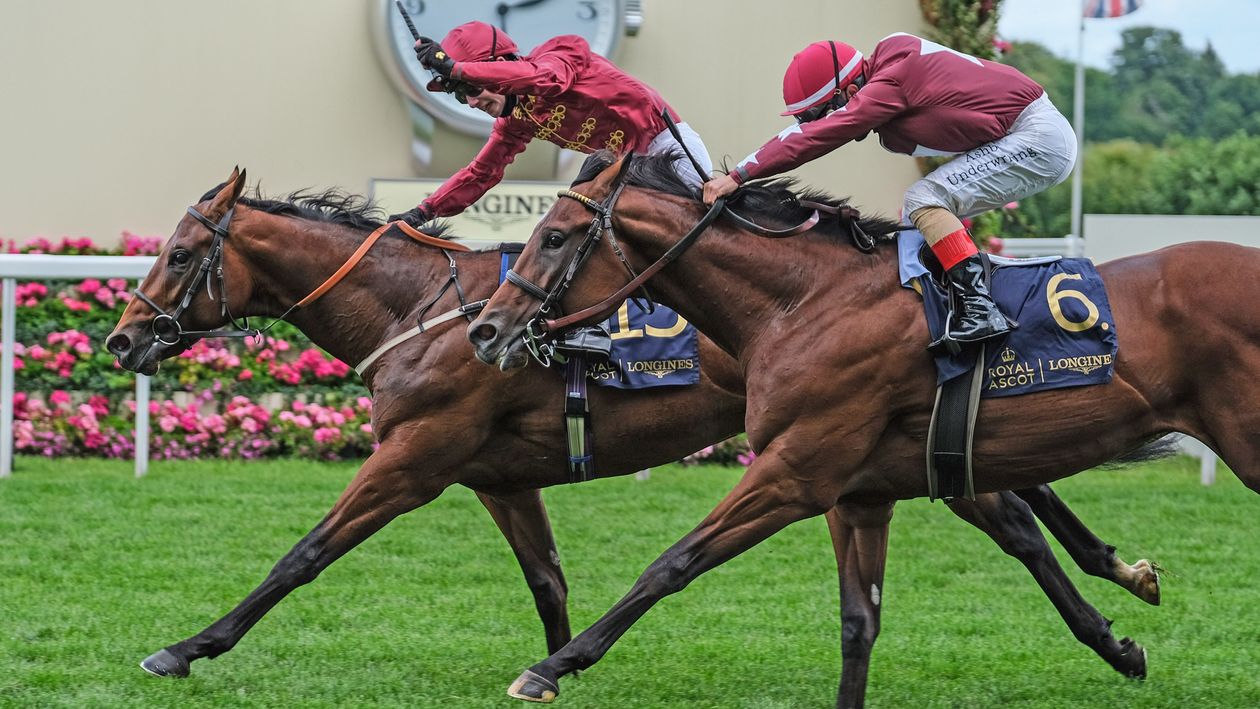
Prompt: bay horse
<box><xmin>466</xmin><ymin>151</ymin><xmax>1247</xmax><ymax>706</ymax></box>
<box><xmin>106</xmin><ymin>168</ymin><xmax>1157</xmax><ymax>701</ymax></box>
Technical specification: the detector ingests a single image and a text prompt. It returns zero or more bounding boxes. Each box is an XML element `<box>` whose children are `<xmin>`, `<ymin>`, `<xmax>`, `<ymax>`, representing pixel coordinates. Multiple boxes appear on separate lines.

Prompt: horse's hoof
<box><xmin>1114</xmin><ymin>637</ymin><xmax>1147</xmax><ymax>680</ymax></box>
<box><xmin>1132</xmin><ymin>559</ymin><xmax>1161</xmax><ymax>606</ymax></box>
<box><xmin>507</xmin><ymin>668</ymin><xmax>559</xmax><ymax>703</ymax></box>
<box><xmin>139</xmin><ymin>648</ymin><xmax>190</xmax><ymax>678</ymax></box>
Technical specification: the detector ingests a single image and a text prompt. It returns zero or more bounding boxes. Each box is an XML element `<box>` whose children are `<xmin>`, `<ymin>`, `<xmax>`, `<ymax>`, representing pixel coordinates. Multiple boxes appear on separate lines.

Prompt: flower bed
<box><xmin>5</xmin><ymin>234</ymin><xmax>370</xmax><ymax>460</ymax></box>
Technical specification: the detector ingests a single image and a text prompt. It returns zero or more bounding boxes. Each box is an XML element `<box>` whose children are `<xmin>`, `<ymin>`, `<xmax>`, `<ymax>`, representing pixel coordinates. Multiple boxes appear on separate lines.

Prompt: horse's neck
<box><xmin>633</xmin><ymin>217</ymin><xmax>895</xmax><ymax>358</ymax></box>
<box><xmin>236</xmin><ymin>214</ymin><xmax>478</xmax><ymax>367</ymax></box>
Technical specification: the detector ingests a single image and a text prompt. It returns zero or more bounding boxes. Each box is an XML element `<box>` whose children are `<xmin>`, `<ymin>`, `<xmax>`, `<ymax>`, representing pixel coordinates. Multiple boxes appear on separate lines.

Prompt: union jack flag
<box><xmin>1083</xmin><ymin>0</ymin><xmax>1143</xmax><ymax>18</ymax></box>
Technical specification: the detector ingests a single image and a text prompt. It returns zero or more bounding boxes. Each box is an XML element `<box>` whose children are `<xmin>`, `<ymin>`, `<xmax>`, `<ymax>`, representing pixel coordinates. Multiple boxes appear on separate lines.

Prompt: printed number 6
<box><xmin>1046</xmin><ymin>273</ymin><xmax>1099</xmax><ymax>332</ymax></box>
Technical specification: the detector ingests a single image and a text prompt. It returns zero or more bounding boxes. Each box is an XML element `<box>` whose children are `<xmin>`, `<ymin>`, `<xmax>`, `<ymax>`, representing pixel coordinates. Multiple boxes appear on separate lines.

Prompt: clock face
<box><xmin>377</xmin><ymin>0</ymin><xmax>624</xmax><ymax>136</ymax></box>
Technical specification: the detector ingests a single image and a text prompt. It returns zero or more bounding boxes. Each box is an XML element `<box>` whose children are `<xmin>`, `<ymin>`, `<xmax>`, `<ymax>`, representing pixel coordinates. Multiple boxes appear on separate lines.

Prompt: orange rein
<box><xmin>295</xmin><ymin>221</ymin><xmax>471</xmax><ymax>308</ymax></box>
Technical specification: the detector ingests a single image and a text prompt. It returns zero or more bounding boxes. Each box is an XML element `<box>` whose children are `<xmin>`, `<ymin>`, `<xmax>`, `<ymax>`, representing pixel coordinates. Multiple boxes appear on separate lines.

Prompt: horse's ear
<box><xmin>209</xmin><ymin>166</ymin><xmax>248</xmax><ymax>213</ymax></box>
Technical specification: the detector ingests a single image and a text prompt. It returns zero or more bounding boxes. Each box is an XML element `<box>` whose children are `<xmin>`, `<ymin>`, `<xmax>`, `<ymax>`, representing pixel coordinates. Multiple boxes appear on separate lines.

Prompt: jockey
<box><xmin>389</xmin><ymin>21</ymin><xmax>712</xmax><ymax>227</ymax></box>
<box><xmin>703</xmin><ymin>33</ymin><xmax>1077</xmax><ymax>350</ymax></box>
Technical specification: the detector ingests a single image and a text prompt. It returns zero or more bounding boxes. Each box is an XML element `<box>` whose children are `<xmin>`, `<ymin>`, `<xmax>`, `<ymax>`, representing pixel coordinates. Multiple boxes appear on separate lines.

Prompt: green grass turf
<box><xmin>1</xmin><ymin>455</ymin><xmax>1258</xmax><ymax>707</ymax></box>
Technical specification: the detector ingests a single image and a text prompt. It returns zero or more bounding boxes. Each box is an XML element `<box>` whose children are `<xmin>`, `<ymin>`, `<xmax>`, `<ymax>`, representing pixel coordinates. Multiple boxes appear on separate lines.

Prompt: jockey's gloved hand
<box><xmin>414</xmin><ymin>37</ymin><xmax>455</xmax><ymax>78</ymax></box>
<box><xmin>388</xmin><ymin>206</ymin><xmax>433</xmax><ymax>229</ymax></box>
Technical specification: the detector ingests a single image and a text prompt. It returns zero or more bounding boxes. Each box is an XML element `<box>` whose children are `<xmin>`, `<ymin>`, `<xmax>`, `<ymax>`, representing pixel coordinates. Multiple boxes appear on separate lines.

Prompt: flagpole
<box><xmin>1070</xmin><ymin>12</ymin><xmax>1086</xmax><ymax>240</ymax></box>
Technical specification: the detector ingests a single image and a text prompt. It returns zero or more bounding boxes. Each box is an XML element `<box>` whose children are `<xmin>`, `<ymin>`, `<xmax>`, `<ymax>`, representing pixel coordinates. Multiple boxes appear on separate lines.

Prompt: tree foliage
<box><xmin>994</xmin><ymin>28</ymin><xmax>1260</xmax><ymax>235</ymax></box>
<box><xmin>920</xmin><ymin>0</ymin><xmax>1002</xmax><ymax>60</ymax></box>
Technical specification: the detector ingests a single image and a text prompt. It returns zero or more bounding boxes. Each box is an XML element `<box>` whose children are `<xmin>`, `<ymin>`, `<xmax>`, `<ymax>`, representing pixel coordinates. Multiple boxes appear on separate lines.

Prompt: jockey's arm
<box><xmin>422</xmin><ymin>123</ymin><xmax>531</xmax><ymax>218</ymax></box>
<box><xmin>730</xmin><ymin>79</ymin><xmax>907</xmax><ymax>185</ymax></box>
<box><xmin>454</xmin><ymin>36</ymin><xmax>590</xmax><ymax>98</ymax></box>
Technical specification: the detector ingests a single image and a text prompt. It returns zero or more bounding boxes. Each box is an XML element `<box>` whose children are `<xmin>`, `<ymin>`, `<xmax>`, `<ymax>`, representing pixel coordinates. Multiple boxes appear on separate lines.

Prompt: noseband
<box><xmin>503</xmin><ymin>154</ymin><xmax>727</xmax><ymax>366</ymax></box>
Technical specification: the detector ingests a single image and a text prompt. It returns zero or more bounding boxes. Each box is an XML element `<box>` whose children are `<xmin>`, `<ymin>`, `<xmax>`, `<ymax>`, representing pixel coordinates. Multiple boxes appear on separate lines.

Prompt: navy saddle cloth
<box><xmin>499</xmin><ymin>246</ymin><xmax>699</xmax><ymax>390</ymax></box>
<box><xmin>898</xmin><ymin>231</ymin><xmax>1118</xmax><ymax>397</ymax></box>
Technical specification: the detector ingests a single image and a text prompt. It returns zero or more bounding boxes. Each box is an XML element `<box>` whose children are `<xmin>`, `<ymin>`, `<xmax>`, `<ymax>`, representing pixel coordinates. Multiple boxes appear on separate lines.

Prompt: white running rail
<box><xmin>0</xmin><ymin>255</ymin><xmax>156</xmax><ymax>478</ymax></box>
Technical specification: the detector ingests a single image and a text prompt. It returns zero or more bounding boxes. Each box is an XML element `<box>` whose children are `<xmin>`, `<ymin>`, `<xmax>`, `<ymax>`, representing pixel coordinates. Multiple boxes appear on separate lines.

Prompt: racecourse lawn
<box><xmin>2</xmin><ymin>456</ymin><xmax>1259</xmax><ymax>708</ymax></box>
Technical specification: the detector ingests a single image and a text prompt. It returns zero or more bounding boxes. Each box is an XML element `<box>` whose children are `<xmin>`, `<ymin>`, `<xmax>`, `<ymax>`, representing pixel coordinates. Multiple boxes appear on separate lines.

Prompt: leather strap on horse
<box><xmin>564</xmin><ymin>354</ymin><xmax>595</xmax><ymax>483</ymax></box>
<box><xmin>926</xmin><ymin>342</ymin><xmax>985</xmax><ymax>501</ymax></box>
<box><xmin>296</xmin><ymin>221</ymin><xmax>471</xmax><ymax>308</ymax></box>
<box><xmin>543</xmin><ymin>197</ymin><xmax>727</xmax><ymax>333</ymax></box>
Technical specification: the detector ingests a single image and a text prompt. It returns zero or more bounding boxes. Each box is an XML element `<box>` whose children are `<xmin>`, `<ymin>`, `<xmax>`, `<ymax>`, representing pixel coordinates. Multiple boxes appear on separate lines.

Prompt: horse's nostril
<box><xmin>471</xmin><ymin>322</ymin><xmax>499</xmax><ymax>345</ymax></box>
<box><xmin>106</xmin><ymin>333</ymin><xmax>131</xmax><ymax>356</ymax></box>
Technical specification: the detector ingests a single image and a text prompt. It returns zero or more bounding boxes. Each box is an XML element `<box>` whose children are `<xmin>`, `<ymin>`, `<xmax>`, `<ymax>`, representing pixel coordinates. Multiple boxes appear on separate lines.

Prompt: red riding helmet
<box><xmin>780</xmin><ymin>40</ymin><xmax>865</xmax><ymax>117</ymax></box>
<box><xmin>424</xmin><ymin>21</ymin><xmax>521</xmax><ymax>92</ymax></box>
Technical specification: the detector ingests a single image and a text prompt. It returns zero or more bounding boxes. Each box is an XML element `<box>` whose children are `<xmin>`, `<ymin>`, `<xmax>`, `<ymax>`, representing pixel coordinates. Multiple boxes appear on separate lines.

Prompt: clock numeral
<box><xmin>577</xmin><ymin>1</ymin><xmax>598</xmax><ymax>20</ymax></box>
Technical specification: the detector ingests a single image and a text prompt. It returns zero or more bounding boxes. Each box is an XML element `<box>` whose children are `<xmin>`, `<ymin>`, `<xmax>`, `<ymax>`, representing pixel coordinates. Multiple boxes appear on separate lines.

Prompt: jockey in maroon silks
<box><xmin>389</xmin><ymin>21</ymin><xmax>711</xmax><ymax>228</ymax></box>
<box><xmin>704</xmin><ymin>33</ymin><xmax>1077</xmax><ymax>350</ymax></box>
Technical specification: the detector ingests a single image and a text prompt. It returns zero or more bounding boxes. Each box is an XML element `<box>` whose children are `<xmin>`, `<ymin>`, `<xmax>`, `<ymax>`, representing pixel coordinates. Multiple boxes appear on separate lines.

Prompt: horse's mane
<box><xmin>197</xmin><ymin>182</ymin><xmax>452</xmax><ymax>239</ymax></box>
<box><xmin>573</xmin><ymin>150</ymin><xmax>903</xmax><ymax>247</ymax></box>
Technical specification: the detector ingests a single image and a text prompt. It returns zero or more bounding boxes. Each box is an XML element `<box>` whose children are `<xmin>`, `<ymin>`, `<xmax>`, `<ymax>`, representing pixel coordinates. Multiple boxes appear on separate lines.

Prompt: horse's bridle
<box><xmin>130</xmin><ymin>204</ymin><xmax>475</xmax><ymax>364</ymax></box>
<box><xmin>503</xmin><ymin>154</ymin><xmax>727</xmax><ymax>366</ymax></box>
<box><xmin>132</xmin><ymin>205</ymin><xmax>264</xmax><ymax>351</ymax></box>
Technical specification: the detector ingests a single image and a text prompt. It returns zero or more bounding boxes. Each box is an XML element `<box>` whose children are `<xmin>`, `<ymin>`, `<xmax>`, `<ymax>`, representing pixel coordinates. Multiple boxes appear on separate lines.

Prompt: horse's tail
<box><xmin>1099</xmin><ymin>435</ymin><xmax>1182</xmax><ymax>469</ymax></box>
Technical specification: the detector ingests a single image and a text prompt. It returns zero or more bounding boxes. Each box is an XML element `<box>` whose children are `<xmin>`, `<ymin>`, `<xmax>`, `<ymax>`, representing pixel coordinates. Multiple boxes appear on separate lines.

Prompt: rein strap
<box><xmin>544</xmin><ymin>196</ymin><xmax>727</xmax><ymax>333</ymax></box>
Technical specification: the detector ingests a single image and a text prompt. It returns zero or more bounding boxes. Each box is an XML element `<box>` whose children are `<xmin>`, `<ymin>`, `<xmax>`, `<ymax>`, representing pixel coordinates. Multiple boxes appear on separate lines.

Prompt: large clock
<box><xmin>373</xmin><ymin>0</ymin><xmax>643</xmax><ymax>137</ymax></box>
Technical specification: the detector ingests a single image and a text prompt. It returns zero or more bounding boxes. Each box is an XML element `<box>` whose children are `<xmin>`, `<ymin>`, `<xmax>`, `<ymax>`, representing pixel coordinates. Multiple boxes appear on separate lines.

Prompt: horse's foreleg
<box><xmin>826</xmin><ymin>502</ymin><xmax>894</xmax><ymax>709</ymax></box>
<box><xmin>1014</xmin><ymin>484</ymin><xmax>1160</xmax><ymax>605</ymax></box>
<box><xmin>140</xmin><ymin>437</ymin><xmax>452</xmax><ymax>678</ymax></box>
<box><xmin>476</xmin><ymin>489</ymin><xmax>571</xmax><ymax>655</ymax></box>
<box><xmin>504</xmin><ymin>449</ymin><xmax>828</xmax><ymax>703</ymax></box>
<box><xmin>946</xmin><ymin>490</ymin><xmax>1147</xmax><ymax>679</ymax></box>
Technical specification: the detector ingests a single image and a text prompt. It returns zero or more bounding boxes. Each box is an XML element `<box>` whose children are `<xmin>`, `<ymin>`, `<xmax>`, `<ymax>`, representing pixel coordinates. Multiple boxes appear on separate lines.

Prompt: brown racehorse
<box><xmin>106</xmin><ymin>168</ymin><xmax>1157</xmax><ymax>700</ymax></box>
<box><xmin>466</xmin><ymin>152</ymin><xmax>1236</xmax><ymax>706</ymax></box>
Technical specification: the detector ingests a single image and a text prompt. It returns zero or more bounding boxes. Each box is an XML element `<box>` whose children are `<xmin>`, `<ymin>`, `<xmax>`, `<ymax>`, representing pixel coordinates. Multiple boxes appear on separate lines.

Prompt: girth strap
<box><xmin>564</xmin><ymin>353</ymin><xmax>595</xmax><ymax>483</ymax></box>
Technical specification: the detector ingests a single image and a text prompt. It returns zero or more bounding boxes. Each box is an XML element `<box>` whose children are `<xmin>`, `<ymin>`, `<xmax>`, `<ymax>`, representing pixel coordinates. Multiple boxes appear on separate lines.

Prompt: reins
<box><xmin>132</xmin><ymin>206</ymin><xmax>475</xmax><ymax>373</ymax></box>
<box><xmin>502</xmin><ymin>150</ymin><xmax>899</xmax><ymax>366</ymax></box>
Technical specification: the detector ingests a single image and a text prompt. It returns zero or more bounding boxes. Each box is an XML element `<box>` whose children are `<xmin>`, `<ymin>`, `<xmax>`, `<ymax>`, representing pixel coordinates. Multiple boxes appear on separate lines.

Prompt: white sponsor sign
<box><xmin>371</xmin><ymin>178</ymin><xmax>565</xmax><ymax>247</ymax></box>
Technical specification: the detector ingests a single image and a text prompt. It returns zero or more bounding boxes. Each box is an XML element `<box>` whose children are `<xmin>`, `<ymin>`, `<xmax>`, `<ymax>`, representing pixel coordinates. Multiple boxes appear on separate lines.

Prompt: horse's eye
<box><xmin>171</xmin><ymin>250</ymin><xmax>191</xmax><ymax>266</ymax></box>
<box><xmin>544</xmin><ymin>231</ymin><xmax>566</xmax><ymax>249</ymax></box>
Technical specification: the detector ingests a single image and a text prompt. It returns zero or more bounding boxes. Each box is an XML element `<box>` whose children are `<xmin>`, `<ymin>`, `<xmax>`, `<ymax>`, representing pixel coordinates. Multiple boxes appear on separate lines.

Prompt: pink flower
<box><xmin>50</xmin><ymin>390</ymin><xmax>70</xmax><ymax>405</ymax></box>
<box><xmin>158</xmin><ymin>415</ymin><xmax>178</xmax><ymax>433</ymax></box>
<box><xmin>78</xmin><ymin>278</ymin><xmax>102</xmax><ymax>295</ymax></box>
<box><xmin>237</xmin><ymin>369</ymin><xmax>253</xmax><ymax>381</ymax></box>
<box><xmin>292</xmin><ymin>414</ymin><xmax>312</xmax><ymax>429</ymax></box>
<box><xmin>313</xmin><ymin>427</ymin><xmax>341</xmax><ymax>444</ymax></box>
<box><xmin>359</xmin><ymin>423</ymin><xmax>373</xmax><ymax>434</ymax></box>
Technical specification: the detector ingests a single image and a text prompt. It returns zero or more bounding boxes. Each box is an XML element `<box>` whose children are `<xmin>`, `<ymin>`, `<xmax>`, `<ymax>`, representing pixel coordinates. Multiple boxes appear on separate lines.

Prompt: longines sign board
<box><xmin>371</xmin><ymin>178</ymin><xmax>563</xmax><ymax>246</ymax></box>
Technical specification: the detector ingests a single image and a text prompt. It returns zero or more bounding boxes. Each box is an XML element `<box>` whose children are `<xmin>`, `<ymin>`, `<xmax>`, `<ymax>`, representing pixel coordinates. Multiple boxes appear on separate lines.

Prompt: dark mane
<box><xmin>573</xmin><ymin>150</ymin><xmax>903</xmax><ymax>247</ymax></box>
<box><xmin>197</xmin><ymin>182</ymin><xmax>452</xmax><ymax>239</ymax></box>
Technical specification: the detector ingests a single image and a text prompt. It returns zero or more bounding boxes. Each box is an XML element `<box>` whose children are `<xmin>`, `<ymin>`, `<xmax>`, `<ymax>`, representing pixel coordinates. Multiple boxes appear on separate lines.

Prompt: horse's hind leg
<box><xmin>946</xmin><ymin>491</ymin><xmax>1147</xmax><ymax>678</ymax></box>
<box><xmin>1015</xmin><ymin>484</ymin><xmax>1160</xmax><ymax>605</ymax></box>
<box><xmin>139</xmin><ymin>434</ymin><xmax>453</xmax><ymax>678</ymax></box>
<box><xmin>477</xmin><ymin>489</ymin><xmax>572</xmax><ymax>654</ymax></box>
<box><xmin>826</xmin><ymin>502</ymin><xmax>894</xmax><ymax>709</ymax></box>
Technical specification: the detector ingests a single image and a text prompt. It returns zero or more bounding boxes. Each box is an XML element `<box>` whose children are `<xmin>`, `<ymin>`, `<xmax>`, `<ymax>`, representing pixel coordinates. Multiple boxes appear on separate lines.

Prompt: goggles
<box><xmin>433</xmin><ymin>76</ymin><xmax>484</xmax><ymax>104</ymax></box>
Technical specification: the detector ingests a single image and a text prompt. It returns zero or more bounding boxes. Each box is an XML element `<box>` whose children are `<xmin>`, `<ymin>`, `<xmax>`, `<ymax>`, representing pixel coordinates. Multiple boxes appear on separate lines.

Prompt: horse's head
<box><xmin>107</xmin><ymin>167</ymin><xmax>252</xmax><ymax>375</ymax></box>
<box><xmin>468</xmin><ymin>152</ymin><xmax>646</xmax><ymax>371</ymax></box>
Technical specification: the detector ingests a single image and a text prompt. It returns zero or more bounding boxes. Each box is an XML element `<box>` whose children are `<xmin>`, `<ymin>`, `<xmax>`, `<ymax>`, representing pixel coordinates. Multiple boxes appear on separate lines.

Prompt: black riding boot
<box><xmin>929</xmin><ymin>253</ymin><xmax>1014</xmax><ymax>352</ymax></box>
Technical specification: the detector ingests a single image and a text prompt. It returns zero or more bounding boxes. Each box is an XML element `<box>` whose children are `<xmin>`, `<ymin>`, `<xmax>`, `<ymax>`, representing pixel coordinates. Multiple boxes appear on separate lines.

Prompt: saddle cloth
<box><xmin>499</xmin><ymin>246</ymin><xmax>699</xmax><ymax>390</ymax></box>
<box><xmin>898</xmin><ymin>230</ymin><xmax>1118</xmax><ymax>397</ymax></box>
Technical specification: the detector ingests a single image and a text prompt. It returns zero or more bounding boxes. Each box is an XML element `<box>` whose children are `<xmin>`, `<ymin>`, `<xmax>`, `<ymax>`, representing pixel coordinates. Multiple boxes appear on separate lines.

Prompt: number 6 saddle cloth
<box><xmin>897</xmin><ymin>230</ymin><xmax>1118</xmax><ymax>397</ymax></box>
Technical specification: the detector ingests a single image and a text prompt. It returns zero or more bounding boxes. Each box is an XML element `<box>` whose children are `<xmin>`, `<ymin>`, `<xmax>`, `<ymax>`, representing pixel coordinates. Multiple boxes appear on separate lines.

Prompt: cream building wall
<box><xmin>0</xmin><ymin>0</ymin><xmax>923</xmax><ymax>243</ymax></box>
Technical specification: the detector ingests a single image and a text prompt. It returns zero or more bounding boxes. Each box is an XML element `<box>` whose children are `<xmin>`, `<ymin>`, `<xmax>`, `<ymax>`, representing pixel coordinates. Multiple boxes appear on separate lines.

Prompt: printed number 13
<box><xmin>609</xmin><ymin>302</ymin><xmax>688</xmax><ymax>339</ymax></box>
